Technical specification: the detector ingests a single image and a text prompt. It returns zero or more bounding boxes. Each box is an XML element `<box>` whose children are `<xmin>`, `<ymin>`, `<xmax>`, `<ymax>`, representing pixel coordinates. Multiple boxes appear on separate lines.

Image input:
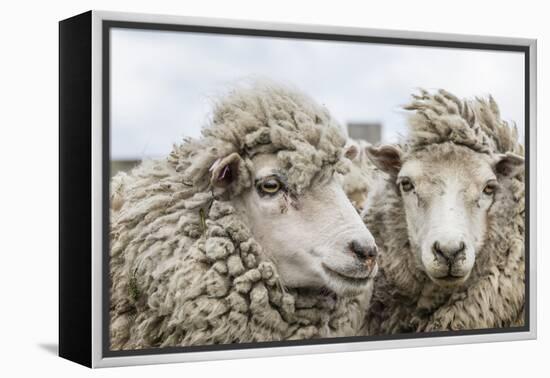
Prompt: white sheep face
<box><xmin>398</xmin><ymin>151</ymin><xmax>495</xmax><ymax>287</ymax></box>
<box><xmin>232</xmin><ymin>154</ymin><xmax>378</xmax><ymax>296</ymax></box>
<box><xmin>368</xmin><ymin>144</ymin><xmax>524</xmax><ymax>288</ymax></box>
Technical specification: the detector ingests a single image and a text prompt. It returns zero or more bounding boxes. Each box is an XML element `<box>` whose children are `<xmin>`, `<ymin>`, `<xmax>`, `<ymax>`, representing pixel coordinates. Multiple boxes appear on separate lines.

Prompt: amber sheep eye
<box><xmin>259</xmin><ymin>178</ymin><xmax>282</xmax><ymax>195</ymax></box>
<box><xmin>400</xmin><ymin>178</ymin><xmax>414</xmax><ymax>192</ymax></box>
<box><xmin>483</xmin><ymin>182</ymin><xmax>498</xmax><ymax>195</ymax></box>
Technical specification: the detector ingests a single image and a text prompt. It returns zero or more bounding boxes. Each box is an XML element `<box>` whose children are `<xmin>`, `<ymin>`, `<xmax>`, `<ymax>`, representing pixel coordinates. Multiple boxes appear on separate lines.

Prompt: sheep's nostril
<box><xmin>433</xmin><ymin>242</ymin><xmax>444</xmax><ymax>259</ymax></box>
<box><xmin>366</xmin><ymin>245</ymin><xmax>378</xmax><ymax>259</ymax></box>
<box><xmin>349</xmin><ymin>240</ymin><xmax>377</xmax><ymax>262</ymax></box>
<box><xmin>349</xmin><ymin>240</ymin><xmax>366</xmax><ymax>259</ymax></box>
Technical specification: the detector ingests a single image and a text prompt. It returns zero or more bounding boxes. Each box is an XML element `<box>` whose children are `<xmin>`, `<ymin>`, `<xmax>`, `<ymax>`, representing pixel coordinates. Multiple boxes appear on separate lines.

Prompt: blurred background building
<box><xmin>347</xmin><ymin>122</ymin><xmax>382</xmax><ymax>144</ymax></box>
<box><xmin>111</xmin><ymin>160</ymin><xmax>140</xmax><ymax>177</ymax></box>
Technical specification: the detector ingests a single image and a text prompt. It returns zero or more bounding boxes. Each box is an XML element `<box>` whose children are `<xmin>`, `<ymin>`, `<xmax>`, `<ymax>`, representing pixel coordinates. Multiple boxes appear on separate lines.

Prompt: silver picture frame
<box><xmin>59</xmin><ymin>9</ymin><xmax>537</xmax><ymax>368</ymax></box>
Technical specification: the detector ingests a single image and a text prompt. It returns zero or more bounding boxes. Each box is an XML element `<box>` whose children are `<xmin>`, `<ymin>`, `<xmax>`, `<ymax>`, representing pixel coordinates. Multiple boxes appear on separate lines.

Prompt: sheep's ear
<box><xmin>210</xmin><ymin>152</ymin><xmax>242</xmax><ymax>188</ymax></box>
<box><xmin>344</xmin><ymin>142</ymin><xmax>359</xmax><ymax>161</ymax></box>
<box><xmin>493</xmin><ymin>152</ymin><xmax>524</xmax><ymax>178</ymax></box>
<box><xmin>366</xmin><ymin>145</ymin><xmax>402</xmax><ymax>176</ymax></box>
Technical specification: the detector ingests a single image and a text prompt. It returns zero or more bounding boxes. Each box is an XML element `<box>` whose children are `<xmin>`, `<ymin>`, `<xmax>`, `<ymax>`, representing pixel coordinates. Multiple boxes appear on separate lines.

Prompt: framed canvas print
<box><xmin>59</xmin><ymin>10</ymin><xmax>537</xmax><ymax>368</ymax></box>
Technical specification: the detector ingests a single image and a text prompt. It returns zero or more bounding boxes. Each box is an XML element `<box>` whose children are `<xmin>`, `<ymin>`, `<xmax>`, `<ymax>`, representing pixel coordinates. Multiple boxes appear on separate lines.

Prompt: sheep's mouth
<box><xmin>321</xmin><ymin>264</ymin><xmax>374</xmax><ymax>287</ymax></box>
<box><xmin>428</xmin><ymin>273</ymin><xmax>469</xmax><ymax>287</ymax></box>
<box><xmin>426</xmin><ymin>261</ymin><xmax>472</xmax><ymax>287</ymax></box>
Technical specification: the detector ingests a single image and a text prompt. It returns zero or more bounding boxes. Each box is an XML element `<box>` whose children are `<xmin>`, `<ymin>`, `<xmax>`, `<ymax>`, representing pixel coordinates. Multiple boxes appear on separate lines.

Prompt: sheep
<box><xmin>109</xmin><ymin>83</ymin><xmax>379</xmax><ymax>350</ymax></box>
<box><xmin>341</xmin><ymin>139</ymin><xmax>385</xmax><ymax>214</ymax></box>
<box><xmin>364</xmin><ymin>89</ymin><xmax>525</xmax><ymax>334</ymax></box>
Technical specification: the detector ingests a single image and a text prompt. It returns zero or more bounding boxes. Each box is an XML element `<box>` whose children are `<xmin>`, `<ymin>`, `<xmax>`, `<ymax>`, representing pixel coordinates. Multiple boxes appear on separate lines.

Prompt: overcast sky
<box><xmin>110</xmin><ymin>28</ymin><xmax>524</xmax><ymax>160</ymax></box>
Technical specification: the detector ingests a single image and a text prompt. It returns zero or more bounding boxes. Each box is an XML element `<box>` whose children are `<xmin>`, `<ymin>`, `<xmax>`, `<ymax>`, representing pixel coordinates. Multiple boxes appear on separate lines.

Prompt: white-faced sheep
<box><xmin>109</xmin><ymin>83</ymin><xmax>379</xmax><ymax>350</ymax></box>
<box><xmin>342</xmin><ymin>139</ymin><xmax>385</xmax><ymax>214</ymax></box>
<box><xmin>364</xmin><ymin>90</ymin><xmax>525</xmax><ymax>333</ymax></box>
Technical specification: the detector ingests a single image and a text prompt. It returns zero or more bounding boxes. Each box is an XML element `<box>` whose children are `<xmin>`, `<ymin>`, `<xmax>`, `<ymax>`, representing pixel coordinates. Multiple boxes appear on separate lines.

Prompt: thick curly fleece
<box><xmin>365</xmin><ymin>90</ymin><xmax>525</xmax><ymax>334</ymax></box>
<box><xmin>109</xmin><ymin>84</ymin><xmax>368</xmax><ymax>350</ymax></box>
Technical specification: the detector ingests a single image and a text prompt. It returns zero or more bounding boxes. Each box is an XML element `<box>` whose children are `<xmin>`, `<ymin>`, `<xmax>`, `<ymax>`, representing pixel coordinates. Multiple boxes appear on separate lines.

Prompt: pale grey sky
<box><xmin>110</xmin><ymin>28</ymin><xmax>524</xmax><ymax>160</ymax></box>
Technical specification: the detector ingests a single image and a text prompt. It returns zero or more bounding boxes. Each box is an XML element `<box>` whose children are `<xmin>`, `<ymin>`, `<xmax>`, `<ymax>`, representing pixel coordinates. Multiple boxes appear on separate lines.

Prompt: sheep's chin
<box><xmin>321</xmin><ymin>263</ymin><xmax>377</xmax><ymax>297</ymax></box>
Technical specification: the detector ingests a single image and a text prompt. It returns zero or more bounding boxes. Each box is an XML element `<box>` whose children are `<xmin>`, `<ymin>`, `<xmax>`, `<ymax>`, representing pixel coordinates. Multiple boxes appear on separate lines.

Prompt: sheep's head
<box><xmin>365</xmin><ymin>90</ymin><xmax>524</xmax><ymax>289</ymax></box>
<box><xmin>341</xmin><ymin>139</ymin><xmax>380</xmax><ymax>213</ymax></box>
<box><xmin>179</xmin><ymin>83</ymin><xmax>379</xmax><ymax>297</ymax></box>
<box><xmin>368</xmin><ymin>142</ymin><xmax>523</xmax><ymax>288</ymax></box>
<box><xmin>229</xmin><ymin>152</ymin><xmax>378</xmax><ymax>296</ymax></box>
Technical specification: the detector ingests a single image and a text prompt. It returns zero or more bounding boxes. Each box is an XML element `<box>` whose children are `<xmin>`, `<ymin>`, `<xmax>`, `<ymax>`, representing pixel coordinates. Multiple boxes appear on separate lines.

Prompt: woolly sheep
<box><xmin>342</xmin><ymin>139</ymin><xmax>386</xmax><ymax>214</ymax></box>
<box><xmin>364</xmin><ymin>90</ymin><xmax>525</xmax><ymax>333</ymax></box>
<box><xmin>109</xmin><ymin>83</ymin><xmax>379</xmax><ymax>350</ymax></box>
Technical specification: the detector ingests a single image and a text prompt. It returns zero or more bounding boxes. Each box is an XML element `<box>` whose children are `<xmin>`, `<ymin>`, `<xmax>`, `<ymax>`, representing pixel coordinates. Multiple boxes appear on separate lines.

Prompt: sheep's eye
<box><xmin>483</xmin><ymin>181</ymin><xmax>498</xmax><ymax>195</ymax></box>
<box><xmin>258</xmin><ymin>178</ymin><xmax>282</xmax><ymax>195</ymax></box>
<box><xmin>400</xmin><ymin>178</ymin><xmax>414</xmax><ymax>192</ymax></box>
